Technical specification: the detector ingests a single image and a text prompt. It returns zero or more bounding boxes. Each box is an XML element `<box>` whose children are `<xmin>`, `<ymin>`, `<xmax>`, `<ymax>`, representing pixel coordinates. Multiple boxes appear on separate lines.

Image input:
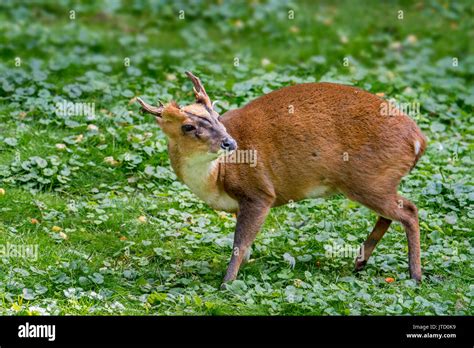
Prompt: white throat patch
<box><xmin>181</xmin><ymin>153</ymin><xmax>238</xmax><ymax>212</ymax></box>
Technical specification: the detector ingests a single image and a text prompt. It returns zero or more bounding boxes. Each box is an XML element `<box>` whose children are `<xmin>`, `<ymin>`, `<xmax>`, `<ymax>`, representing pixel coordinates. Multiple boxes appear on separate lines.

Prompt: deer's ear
<box><xmin>185</xmin><ymin>71</ymin><xmax>213</xmax><ymax>110</ymax></box>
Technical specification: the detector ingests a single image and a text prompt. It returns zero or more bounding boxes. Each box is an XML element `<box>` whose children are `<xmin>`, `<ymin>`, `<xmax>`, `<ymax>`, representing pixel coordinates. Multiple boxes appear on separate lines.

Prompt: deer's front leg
<box><xmin>222</xmin><ymin>198</ymin><xmax>272</xmax><ymax>284</ymax></box>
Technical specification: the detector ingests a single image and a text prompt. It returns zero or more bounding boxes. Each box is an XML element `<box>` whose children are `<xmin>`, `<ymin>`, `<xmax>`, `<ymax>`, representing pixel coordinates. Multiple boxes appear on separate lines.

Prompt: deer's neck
<box><xmin>168</xmin><ymin>143</ymin><xmax>239</xmax><ymax>212</ymax></box>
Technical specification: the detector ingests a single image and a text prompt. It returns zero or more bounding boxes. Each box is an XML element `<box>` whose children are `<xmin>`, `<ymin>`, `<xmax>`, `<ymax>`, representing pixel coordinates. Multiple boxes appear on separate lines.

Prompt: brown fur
<box><xmin>218</xmin><ymin>83</ymin><xmax>426</xmax><ymax>283</ymax></box>
<box><xmin>138</xmin><ymin>75</ymin><xmax>427</xmax><ymax>285</ymax></box>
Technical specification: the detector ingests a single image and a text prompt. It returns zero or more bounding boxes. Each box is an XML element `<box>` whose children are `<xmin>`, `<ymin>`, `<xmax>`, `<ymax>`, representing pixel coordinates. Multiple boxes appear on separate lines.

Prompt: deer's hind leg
<box><xmin>354</xmin><ymin>216</ymin><xmax>392</xmax><ymax>271</ymax></box>
<box><xmin>344</xmin><ymin>187</ymin><xmax>422</xmax><ymax>282</ymax></box>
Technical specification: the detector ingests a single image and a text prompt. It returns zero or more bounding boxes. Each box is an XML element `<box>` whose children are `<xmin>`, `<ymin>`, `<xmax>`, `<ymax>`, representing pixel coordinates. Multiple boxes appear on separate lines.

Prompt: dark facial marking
<box><xmin>183</xmin><ymin>111</ymin><xmax>222</xmax><ymax>130</ymax></box>
<box><xmin>184</xmin><ymin>111</ymin><xmax>214</xmax><ymax>124</ymax></box>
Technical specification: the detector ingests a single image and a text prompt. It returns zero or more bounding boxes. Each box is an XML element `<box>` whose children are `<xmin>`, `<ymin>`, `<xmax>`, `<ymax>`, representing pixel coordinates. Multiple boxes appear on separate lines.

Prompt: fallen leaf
<box><xmin>290</xmin><ymin>26</ymin><xmax>299</xmax><ymax>33</ymax></box>
<box><xmin>104</xmin><ymin>156</ymin><xmax>120</xmax><ymax>166</ymax></box>
<box><xmin>87</xmin><ymin>124</ymin><xmax>99</xmax><ymax>132</ymax></box>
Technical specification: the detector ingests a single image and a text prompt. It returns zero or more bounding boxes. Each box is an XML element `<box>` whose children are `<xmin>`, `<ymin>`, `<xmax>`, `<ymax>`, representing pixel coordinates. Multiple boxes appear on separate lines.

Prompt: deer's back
<box><xmin>220</xmin><ymin>83</ymin><xmax>425</xmax><ymax>205</ymax></box>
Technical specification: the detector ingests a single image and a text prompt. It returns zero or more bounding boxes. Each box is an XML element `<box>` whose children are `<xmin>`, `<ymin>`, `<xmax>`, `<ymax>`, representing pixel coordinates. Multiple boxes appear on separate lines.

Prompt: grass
<box><xmin>0</xmin><ymin>0</ymin><xmax>472</xmax><ymax>315</ymax></box>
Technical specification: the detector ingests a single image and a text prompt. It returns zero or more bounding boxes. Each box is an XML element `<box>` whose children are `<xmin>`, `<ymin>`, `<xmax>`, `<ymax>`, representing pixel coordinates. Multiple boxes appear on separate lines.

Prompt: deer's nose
<box><xmin>220</xmin><ymin>138</ymin><xmax>237</xmax><ymax>151</ymax></box>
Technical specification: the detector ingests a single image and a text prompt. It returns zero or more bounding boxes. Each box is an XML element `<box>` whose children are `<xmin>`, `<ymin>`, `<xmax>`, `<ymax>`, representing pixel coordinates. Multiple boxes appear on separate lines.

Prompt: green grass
<box><xmin>0</xmin><ymin>0</ymin><xmax>473</xmax><ymax>315</ymax></box>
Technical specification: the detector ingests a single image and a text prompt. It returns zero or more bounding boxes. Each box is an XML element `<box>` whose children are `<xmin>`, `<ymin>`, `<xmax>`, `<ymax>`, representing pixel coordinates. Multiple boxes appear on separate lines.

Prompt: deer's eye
<box><xmin>181</xmin><ymin>124</ymin><xmax>196</xmax><ymax>133</ymax></box>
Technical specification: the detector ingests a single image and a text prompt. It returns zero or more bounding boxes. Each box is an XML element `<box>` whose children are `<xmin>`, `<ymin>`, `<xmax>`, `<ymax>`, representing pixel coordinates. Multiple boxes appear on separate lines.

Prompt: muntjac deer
<box><xmin>137</xmin><ymin>71</ymin><xmax>427</xmax><ymax>285</ymax></box>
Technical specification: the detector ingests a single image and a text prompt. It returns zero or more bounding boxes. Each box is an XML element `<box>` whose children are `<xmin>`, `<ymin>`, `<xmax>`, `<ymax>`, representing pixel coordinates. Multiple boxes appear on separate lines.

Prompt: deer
<box><xmin>137</xmin><ymin>71</ymin><xmax>427</xmax><ymax>286</ymax></box>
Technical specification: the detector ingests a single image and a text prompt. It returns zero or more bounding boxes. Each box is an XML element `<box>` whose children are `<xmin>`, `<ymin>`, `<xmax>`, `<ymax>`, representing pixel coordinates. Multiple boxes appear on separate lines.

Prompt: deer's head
<box><xmin>137</xmin><ymin>72</ymin><xmax>237</xmax><ymax>160</ymax></box>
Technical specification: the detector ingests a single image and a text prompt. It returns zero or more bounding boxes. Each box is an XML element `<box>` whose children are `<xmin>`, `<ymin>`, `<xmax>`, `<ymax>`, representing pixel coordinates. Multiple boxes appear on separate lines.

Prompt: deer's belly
<box><xmin>306</xmin><ymin>185</ymin><xmax>332</xmax><ymax>198</ymax></box>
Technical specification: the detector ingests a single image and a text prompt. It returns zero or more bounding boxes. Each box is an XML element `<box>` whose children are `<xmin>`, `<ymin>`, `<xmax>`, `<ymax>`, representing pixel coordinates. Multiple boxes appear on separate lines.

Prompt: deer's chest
<box><xmin>181</xmin><ymin>157</ymin><xmax>239</xmax><ymax>213</ymax></box>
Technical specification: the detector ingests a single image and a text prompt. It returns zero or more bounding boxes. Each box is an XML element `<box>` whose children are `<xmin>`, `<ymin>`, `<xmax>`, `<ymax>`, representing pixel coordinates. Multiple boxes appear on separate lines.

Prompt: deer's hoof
<box><xmin>410</xmin><ymin>272</ymin><xmax>422</xmax><ymax>284</ymax></box>
<box><xmin>354</xmin><ymin>259</ymin><xmax>367</xmax><ymax>272</ymax></box>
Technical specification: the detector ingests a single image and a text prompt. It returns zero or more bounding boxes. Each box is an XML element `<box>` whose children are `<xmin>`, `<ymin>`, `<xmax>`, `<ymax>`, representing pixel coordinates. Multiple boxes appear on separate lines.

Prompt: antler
<box><xmin>136</xmin><ymin>97</ymin><xmax>164</xmax><ymax>117</ymax></box>
<box><xmin>185</xmin><ymin>71</ymin><xmax>213</xmax><ymax>110</ymax></box>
